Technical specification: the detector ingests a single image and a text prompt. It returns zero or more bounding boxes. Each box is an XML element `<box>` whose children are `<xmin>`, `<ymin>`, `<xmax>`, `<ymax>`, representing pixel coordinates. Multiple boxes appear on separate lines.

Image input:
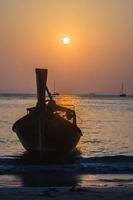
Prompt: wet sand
<box><xmin>1</xmin><ymin>186</ymin><xmax>133</xmax><ymax>200</ymax></box>
<box><xmin>1</xmin><ymin>173</ymin><xmax>133</xmax><ymax>199</ymax></box>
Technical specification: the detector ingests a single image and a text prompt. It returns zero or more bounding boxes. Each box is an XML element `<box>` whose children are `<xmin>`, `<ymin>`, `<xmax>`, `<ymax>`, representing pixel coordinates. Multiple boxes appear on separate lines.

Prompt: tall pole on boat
<box><xmin>36</xmin><ymin>68</ymin><xmax>48</xmax><ymax>159</ymax></box>
<box><xmin>54</xmin><ymin>80</ymin><xmax>55</xmax><ymax>94</ymax></box>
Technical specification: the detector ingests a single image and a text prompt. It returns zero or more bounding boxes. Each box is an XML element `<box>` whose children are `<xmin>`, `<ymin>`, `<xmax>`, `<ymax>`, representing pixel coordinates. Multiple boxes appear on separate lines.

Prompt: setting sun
<box><xmin>63</xmin><ymin>36</ymin><xmax>71</xmax><ymax>45</ymax></box>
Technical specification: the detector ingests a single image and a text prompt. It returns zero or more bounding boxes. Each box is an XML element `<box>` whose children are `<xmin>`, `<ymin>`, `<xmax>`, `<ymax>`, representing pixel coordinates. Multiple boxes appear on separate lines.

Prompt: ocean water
<box><xmin>0</xmin><ymin>94</ymin><xmax>133</xmax><ymax>187</ymax></box>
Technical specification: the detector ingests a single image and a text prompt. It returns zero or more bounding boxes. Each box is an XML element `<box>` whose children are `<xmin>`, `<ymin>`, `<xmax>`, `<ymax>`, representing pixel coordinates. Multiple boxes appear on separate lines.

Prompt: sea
<box><xmin>0</xmin><ymin>93</ymin><xmax>133</xmax><ymax>188</ymax></box>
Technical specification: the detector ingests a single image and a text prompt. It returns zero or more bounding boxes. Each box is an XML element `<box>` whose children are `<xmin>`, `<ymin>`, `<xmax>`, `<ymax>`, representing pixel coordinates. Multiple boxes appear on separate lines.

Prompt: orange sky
<box><xmin>0</xmin><ymin>0</ymin><xmax>133</xmax><ymax>94</ymax></box>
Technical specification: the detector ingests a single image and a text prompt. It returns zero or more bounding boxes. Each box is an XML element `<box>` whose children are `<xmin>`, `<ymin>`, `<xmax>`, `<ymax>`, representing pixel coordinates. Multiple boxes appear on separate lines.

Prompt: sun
<box><xmin>62</xmin><ymin>36</ymin><xmax>71</xmax><ymax>45</ymax></box>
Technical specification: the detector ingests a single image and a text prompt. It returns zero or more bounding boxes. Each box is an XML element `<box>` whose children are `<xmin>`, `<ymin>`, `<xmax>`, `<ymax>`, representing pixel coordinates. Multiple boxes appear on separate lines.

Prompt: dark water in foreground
<box><xmin>0</xmin><ymin>94</ymin><xmax>133</xmax><ymax>187</ymax></box>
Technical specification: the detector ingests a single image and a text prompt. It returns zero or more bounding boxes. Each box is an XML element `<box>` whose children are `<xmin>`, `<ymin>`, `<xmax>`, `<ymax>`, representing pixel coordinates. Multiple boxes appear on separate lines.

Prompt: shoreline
<box><xmin>0</xmin><ymin>185</ymin><xmax>133</xmax><ymax>200</ymax></box>
<box><xmin>1</xmin><ymin>173</ymin><xmax>133</xmax><ymax>199</ymax></box>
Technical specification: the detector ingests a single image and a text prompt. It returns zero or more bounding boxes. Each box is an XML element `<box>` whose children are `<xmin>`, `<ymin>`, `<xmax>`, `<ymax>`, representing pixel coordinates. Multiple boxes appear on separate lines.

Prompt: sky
<box><xmin>0</xmin><ymin>0</ymin><xmax>133</xmax><ymax>94</ymax></box>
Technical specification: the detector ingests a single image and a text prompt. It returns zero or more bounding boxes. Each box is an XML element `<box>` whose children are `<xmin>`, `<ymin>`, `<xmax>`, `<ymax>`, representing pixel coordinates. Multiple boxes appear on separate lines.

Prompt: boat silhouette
<box><xmin>52</xmin><ymin>80</ymin><xmax>60</xmax><ymax>96</ymax></box>
<box><xmin>120</xmin><ymin>82</ymin><xmax>127</xmax><ymax>97</ymax></box>
<box><xmin>12</xmin><ymin>69</ymin><xmax>82</xmax><ymax>156</ymax></box>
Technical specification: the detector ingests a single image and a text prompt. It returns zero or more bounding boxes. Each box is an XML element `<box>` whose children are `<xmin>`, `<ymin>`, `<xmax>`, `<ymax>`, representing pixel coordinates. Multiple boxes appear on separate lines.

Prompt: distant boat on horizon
<box><xmin>120</xmin><ymin>82</ymin><xmax>127</xmax><ymax>97</ymax></box>
<box><xmin>53</xmin><ymin>92</ymin><xmax>60</xmax><ymax>96</ymax></box>
<box><xmin>89</xmin><ymin>92</ymin><xmax>97</xmax><ymax>97</ymax></box>
<box><xmin>52</xmin><ymin>80</ymin><xmax>60</xmax><ymax>96</ymax></box>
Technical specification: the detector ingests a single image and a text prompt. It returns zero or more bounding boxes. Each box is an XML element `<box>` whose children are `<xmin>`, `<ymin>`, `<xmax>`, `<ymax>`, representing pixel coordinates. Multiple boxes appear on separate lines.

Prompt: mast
<box><xmin>53</xmin><ymin>80</ymin><xmax>60</xmax><ymax>95</ymax></box>
<box><xmin>54</xmin><ymin>80</ymin><xmax>55</xmax><ymax>94</ymax></box>
<box><xmin>120</xmin><ymin>81</ymin><xmax>126</xmax><ymax>97</ymax></box>
<box><xmin>121</xmin><ymin>82</ymin><xmax>124</xmax><ymax>94</ymax></box>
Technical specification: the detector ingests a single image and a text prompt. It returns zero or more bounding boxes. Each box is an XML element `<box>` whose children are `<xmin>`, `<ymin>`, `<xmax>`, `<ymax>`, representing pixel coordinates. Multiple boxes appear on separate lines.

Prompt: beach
<box><xmin>1</xmin><ymin>185</ymin><xmax>133</xmax><ymax>200</ymax></box>
<box><xmin>1</xmin><ymin>171</ymin><xmax>133</xmax><ymax>199</ymax></box>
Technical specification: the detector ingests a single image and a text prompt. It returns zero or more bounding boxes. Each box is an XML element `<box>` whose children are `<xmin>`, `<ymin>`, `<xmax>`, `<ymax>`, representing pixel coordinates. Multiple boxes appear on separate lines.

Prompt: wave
<box><xmin>0</xmin><ymin>155</ymin><xmax>133</xmax><ymax>175</ymax></box>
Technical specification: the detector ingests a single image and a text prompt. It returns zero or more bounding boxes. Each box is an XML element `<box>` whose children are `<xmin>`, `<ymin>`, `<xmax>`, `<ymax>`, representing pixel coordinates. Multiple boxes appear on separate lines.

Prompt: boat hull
<box><xmin>120</xmin><ymin>93</ymin><xmax>127</xmax><ymax>97</ymax></box>
<box><xmin>12</xmin><ymin>110</ymin><xmax>81</xmax><ymax>154</ymax></box>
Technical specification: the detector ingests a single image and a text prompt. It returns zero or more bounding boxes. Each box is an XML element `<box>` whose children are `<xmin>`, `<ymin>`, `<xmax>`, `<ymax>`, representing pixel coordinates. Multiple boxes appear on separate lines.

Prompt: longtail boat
<box><xmin>12</xmin><ymin>69</ymin><xmax>82</xmax><ymax>155</ymax></box>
